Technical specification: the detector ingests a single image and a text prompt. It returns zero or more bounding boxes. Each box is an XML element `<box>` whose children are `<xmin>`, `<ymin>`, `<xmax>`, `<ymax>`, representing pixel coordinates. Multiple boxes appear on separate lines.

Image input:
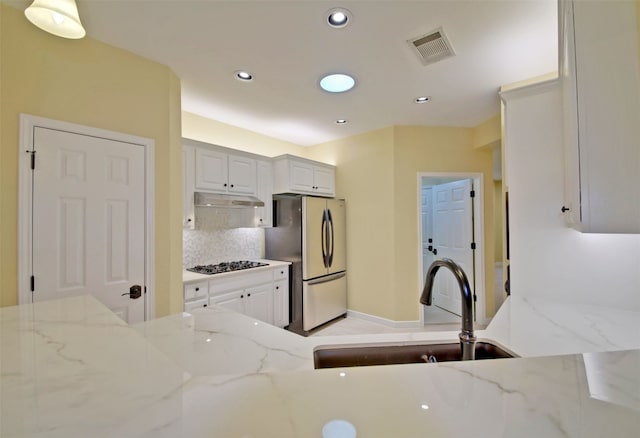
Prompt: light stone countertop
<box><xmin>2</xmin><ymin>294</ymin><xmax>640</xmax><ymax>437</ymax></box>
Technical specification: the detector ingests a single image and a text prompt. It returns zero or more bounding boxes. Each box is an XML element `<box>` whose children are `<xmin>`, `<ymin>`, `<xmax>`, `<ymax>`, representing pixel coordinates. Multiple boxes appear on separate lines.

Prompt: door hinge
<box><xmin>30</xmin><ymin>275</ymin><xmax>35</xmax><ymax>292</ymax></box>
<box><xmin>473</xmin><ymin>294</ymin><xmax>477</xmax><ymax>302</ymax></box>
<box><xmin>470</xmin><ymin>242</ymin><xmax>476</xmax><ymax>250</ymax></box>
<box><xmin>470</xmin><ymin>190</ymin><xmax>475</xmax><ymax>198</ymax></box>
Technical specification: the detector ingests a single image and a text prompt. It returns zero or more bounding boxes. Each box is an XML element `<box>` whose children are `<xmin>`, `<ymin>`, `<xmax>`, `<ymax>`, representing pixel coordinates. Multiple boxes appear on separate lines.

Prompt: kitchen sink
<box><xmin>313</xmin><ymin>340</ymin><xmax>516</xmax><ymax>369</ymax></box>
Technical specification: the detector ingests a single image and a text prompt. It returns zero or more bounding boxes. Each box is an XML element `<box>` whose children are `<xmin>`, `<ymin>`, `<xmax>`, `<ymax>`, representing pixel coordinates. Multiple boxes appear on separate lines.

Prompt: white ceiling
<box><xmin>10</xmin><ymin>0</ymin><xmax>558</xmax><ymax>146</ymax></box>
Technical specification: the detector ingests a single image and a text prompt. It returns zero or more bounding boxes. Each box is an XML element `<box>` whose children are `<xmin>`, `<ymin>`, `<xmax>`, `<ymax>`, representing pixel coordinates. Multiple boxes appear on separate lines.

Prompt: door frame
<box><xmin>416</xmin><ymin>172</ymin><xmax>486</xmax><ymax>326</ymax></box>
<box><xmin>18</xmin><ymin>114</ymin><xmax>156</xmax><ymax>320</ymax></box>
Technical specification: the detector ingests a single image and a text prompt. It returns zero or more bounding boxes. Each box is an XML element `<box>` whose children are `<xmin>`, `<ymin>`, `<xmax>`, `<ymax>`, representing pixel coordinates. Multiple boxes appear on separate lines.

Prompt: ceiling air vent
<box><xmin>408</xmin><ymin>27</ymin><xmax>456</xmax><ymax>66</ymax></box>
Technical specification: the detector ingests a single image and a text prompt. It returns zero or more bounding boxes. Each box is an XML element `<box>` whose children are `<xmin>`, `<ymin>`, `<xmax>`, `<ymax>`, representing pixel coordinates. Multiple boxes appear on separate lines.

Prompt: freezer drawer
<box><xmin>302</xmin><ymin>272</ymin><xmax>347</xmax><ymax>331</ymax></box>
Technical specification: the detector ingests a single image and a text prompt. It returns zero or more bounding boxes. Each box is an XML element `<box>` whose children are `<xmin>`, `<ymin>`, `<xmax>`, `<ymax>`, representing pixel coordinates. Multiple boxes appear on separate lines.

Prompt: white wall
<box><xmin>502</xmin><ymin>80</ymin><xmax>640</xmax><ymax>311</ymax></box>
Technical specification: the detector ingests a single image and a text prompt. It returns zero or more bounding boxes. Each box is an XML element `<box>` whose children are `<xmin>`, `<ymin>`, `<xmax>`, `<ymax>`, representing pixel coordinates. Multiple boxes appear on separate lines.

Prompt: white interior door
<box><xmin>421</xmin><ymin>187</ymin><xmax>435</xmax><ymax>276</ymax></box>
<box><xmin>31</xmin><ymin>127</ymin><xmax>146</xmax><ymax>323</ymax></box>
<box><xmin>431</xmin><ymin>179</ymin><xmax>474</xmax><ymax>316</ymax></box>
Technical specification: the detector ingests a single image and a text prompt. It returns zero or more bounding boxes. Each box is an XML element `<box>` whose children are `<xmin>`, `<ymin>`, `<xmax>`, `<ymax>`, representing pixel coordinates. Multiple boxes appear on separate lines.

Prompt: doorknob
<box><xmin>122</xmin><ymin>285</ymin><xmax>142</xmax><ymax>299</ymax></box>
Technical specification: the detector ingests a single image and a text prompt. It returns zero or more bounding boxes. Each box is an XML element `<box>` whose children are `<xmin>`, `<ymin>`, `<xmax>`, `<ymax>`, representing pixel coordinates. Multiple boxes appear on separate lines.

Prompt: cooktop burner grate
<box><xmin>187</xmin><ymin>261</ymin><xmax>268</xmax><ymax>275</ymax></box>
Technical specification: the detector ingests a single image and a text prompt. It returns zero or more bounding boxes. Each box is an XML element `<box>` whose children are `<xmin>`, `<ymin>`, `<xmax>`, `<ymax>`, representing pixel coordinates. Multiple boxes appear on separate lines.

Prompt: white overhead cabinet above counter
<box><xmin>182</xmin><ymin>139</ymin><xmax>337</xmax><ymax>229</ymax></box>
<box><xmin>195</xmin><ymin>147</ymin><xmax>257</xmax><ymax>194</ymax></box>
<box><xmin>272</xmin><ymin>154</ymin><xmax>336</xmax><ymax>197</ymax></box>
<box><xmin>559</xmin><ymin>0</ymin><xmax>640</xmax><ymax>233</ymax></box>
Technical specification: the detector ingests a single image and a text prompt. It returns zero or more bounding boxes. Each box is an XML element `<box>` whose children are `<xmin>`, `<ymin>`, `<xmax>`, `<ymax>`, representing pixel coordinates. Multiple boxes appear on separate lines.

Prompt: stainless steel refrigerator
<box><xmin>266</xmin><ymin>195</ymin><xmax>347</xmax><ymax>336</ymax></box>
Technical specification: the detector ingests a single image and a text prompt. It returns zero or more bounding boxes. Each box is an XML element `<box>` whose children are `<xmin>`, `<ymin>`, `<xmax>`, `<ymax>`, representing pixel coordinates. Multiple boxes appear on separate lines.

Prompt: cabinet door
<box><xmin>559</xmin><ymin>0</ymin><xmax>581</xmax><ymax>227</ymax></box>
<box><xmin>182</xmin><ymin>146</ymin><xmax>195</xmax><ymax>229</ymax></box>
<box><xmin>313</xmin><ymin>165</ymin><xmax>335</xmax><ymax>196</ymax></box>
<box><xmin>273</xmin><ymin>279</ymin><xmax>289</xmax><ymax>328</ymax></box>
<box><xmin>210</xmin><ymin>290</ymin><xmax>245</xmax><ymax>314</ymax></box>
<box><xmin>195</xmin><ymin>148</ymin><xmax>228</xmax><ymax>191</ymax></box>
<box><xmin>255</xmin><ymin>160</ymin><xmax>273</xmax><ymax>227</ymax></box>
<box><xmin>289</xmin><ymin>160</ymin><xmax>315</xmax><ymax>192</ymax></box>
<box><xmin>244</xmin><ymin>283</ymin><xmax>274</xmax><ymax>324</ymax></box>
<box><xmin>228</xmin><ymin>155</ymin><xmax>257</xmax><ymax>194</ymax></box>
<box><xmin>560</xmin><ymin>0</ymin><xmax>640</xmax><ymax>233</ymax></box>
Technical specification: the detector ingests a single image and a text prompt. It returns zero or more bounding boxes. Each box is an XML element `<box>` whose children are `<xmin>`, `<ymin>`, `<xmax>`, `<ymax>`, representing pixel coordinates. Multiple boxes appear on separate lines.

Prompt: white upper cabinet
<box><xmin>559</xmin><ymin>0</ymin><xmax>640</xmax><ymax>233</ymax></box>
<box><xmin>182</xmin><ymin>145</ymin><xmax>195</xmax><ymax>229</ymax></box>
<box><xmin>255</xmin><ymin>160</ymin><xmax>273</xmax><ymax>227</ymax></box>
<box><xmin>228</xmin><ymin>155</ymin><xmax>257</xmax><ymax>194</ymax></box>
<box><xmin>272</xmin><ymin>155</ymin><xmax>336</xmax><ymax>197</ymax></box>
<box><xmin>194</xmin><ymin>146</ymin><xmax>257</xmax><ymax>195</ymax></box>
<box><xmin>195</xmin><ymin>148</ymin><xmax>228</xmax><ymax>191</ymax></box>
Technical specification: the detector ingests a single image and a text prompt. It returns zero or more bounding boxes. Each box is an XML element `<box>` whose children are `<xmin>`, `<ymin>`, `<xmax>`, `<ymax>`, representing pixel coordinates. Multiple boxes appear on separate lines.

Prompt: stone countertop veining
<box><xmin>1</xmin><ymin>295</ymin><xmax>640</xmax><ymax>437</ymax></box>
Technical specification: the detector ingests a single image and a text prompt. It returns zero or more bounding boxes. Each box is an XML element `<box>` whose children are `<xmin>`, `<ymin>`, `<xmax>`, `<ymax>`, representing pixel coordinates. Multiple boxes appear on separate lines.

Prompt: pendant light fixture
<box><xmin>24</xmin><ymin>0</ymin><xmax>86</xmax><ymax>39</ymax></box>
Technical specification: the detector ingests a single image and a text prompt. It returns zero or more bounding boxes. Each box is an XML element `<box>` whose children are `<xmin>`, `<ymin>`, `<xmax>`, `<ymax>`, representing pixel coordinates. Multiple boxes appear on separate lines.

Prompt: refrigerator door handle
<box><xmin>327</xmin><ymin>209</ymin><xmax>334</xmax><ymax>267</ymax></box>
<box><xmin>321</xmin><ymin>209</ymin><xmax>329</xmax><ymax>268</ymax></box>
<box><xmin>306</xmin><ymin>272</ymin><xmax>346</xmax><ymax>285</ymax></box>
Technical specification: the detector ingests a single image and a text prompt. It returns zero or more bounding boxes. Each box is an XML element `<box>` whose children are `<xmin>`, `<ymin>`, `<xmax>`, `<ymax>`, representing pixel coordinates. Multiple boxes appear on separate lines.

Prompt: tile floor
<box><xmin>311</xmin><ymin>305</ymin><xmax>487</xmax><ymax>336</ymax></box>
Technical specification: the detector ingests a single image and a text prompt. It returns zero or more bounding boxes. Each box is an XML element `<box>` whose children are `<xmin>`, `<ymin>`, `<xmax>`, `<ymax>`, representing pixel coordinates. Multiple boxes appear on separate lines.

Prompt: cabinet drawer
<box><xmin>274</xmin><ymin>266</ymin><xmax>289</xmax><ymax>280</ymax></box>
<box><xmin>184</xmin><ymin>281</ymin><xmax>208</xmax><ymax>301</ymax></box>
<box><xmin>184</xmin><ymin>299</ymin><xmax>209</xmax><ymax>312</ymax></box>
<box><xmin>209</xmin><ymin>270</ymin><xmax>273</xmax><ymax>295</ymax></box>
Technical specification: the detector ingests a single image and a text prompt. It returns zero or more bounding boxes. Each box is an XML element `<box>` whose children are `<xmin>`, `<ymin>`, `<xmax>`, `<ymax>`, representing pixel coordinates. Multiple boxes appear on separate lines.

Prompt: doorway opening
<box><xmin>417</xmin><ymin>172</ymin><xmax>486</xmax><ymax>327</ymax></box>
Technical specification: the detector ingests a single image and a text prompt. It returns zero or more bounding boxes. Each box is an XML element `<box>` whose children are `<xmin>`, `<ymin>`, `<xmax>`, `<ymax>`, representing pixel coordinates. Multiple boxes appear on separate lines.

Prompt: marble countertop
<box><xmin>2</xmin><ymin>295</ymin><xmax>639</xmax><ymax>437</ymax></box>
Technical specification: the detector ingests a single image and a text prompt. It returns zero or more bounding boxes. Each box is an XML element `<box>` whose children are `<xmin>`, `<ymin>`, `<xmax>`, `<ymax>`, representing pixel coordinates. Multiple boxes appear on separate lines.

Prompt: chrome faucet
<box><xmin>420</xmin><ymin>258</ymin><xmax>476</xmax><ymax>360</ymax></box>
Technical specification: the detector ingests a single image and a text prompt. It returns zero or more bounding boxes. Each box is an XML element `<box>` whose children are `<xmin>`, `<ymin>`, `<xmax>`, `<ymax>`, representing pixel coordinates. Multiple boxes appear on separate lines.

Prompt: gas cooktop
<box><xmin>187</xmin><ymin>261</ymin><xmax>269</xmax><ymax>275</ymax></box>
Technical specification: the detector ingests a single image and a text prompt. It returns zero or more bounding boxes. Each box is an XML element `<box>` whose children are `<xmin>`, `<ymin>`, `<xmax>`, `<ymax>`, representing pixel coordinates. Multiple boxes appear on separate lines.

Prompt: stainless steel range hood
<box><xmin>194</xmin><ymin>191</ymin><xmax>264</xmax><ymax>208</ymax></box>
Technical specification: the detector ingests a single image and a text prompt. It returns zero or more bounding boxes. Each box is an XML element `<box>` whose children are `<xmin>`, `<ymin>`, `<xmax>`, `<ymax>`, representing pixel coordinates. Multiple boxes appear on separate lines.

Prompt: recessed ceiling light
<box><xmin>235</xmin><ymin>70</ymin><xmax>253</xmax><ymax>81</ymax></box>
<box><xmin>320</xmin><ymin>73</ymin><xmax>355</xmax><ymax>93</ymax></box>
<box><xmin>335</xmin><ymin>119</ymin><xmax>348</xmax><ymax>124</ymax></box>
<box><xmin>415</xmin><ymin>96</ymin><xmax>432</xmax><ymax>103</ymax></box>
<box><xmin>326</xmin><ymin>8</ymin><xmax>352</xmax><ymax>28</ymax></box>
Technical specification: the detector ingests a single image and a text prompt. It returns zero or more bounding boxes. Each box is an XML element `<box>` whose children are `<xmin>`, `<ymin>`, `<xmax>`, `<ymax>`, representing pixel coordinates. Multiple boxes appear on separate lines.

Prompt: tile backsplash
<box><xmin>183</xmin><ymin>208</ymin><xmax>264</xmax><ymax>268</ymax></box>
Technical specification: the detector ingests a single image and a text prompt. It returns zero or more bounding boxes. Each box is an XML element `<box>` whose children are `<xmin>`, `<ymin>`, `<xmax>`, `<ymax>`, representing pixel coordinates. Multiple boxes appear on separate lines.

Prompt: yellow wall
<box><xmin>307</xmin><ymin>128</ymin><xmax>397</xmax><ymax>319</ymax></box>
<box><xmin>0</xmin><ymin>4</ymin><xmax>183</xmax><ymax>317</ymax></box>
<box><xmin>182</xmin><ymin>112</ymin><xmax>306</xmax><ymax>157</ymax></box>
<box><xmin>392</xmin><ymin>127</ymin><xmax>495</xmax><ymax>320</ymax></box>
<box><xmin>309</xmin><ymin>126</ymin><xmax>496</xmax><ymax>321</ymax></box>
<box><xmin>472</xmin><ymin>115</ymin><xmax>501</xmax><ymax>149</ymax></box>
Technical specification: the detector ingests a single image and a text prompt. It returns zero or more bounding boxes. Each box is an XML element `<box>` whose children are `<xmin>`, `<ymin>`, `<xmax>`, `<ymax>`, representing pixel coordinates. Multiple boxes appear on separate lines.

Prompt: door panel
<box><xmin>289</xmin><ymin>161</ymin><xmax>314</xmax><ymax>192</ymax></box>
<box><xmin>302</xmin><ymin>197</ymin><xmax>328</xmax><ymax>280</ymax></box>
<box><xmin>302</xmin><ymin>273</ymin><xmax>347</xmax><ymax>331</ymax></box>
<box><xmin>245</xmin><ymin>283</ymin><xmax>274</xmax><ymax>324</ymax></box>
<box><xmin>313</xmin><ymin>166</ymin><xmax>335</xmax><ymax>195</ymax></box>
<box><xmin>228</xmin><ymin>155</ymin><xmax>256</xmax><ymax>194</ymax></box>
<box><xmin>326</xmin><ymin>198</ymin><xmax>346</xmax><ymax>274</ymax></box>
<box><xmin>432</xmin><ymin>179</ymin><xmax>474</xmax><ymax>316</ymax></box>
<box><xmin>195</xmin><ymin>148</ymin><xmax>227</xmax><ymax>191</ymax></box>
<box><xmin>32</xmin><ymin>127</ymin><xmax>145</xmax><ymax>323</ymax></box>
<box><xmin>210</xmin><ymin>290</ymin><xmax>244</xmax><ymax>314</ymax></box>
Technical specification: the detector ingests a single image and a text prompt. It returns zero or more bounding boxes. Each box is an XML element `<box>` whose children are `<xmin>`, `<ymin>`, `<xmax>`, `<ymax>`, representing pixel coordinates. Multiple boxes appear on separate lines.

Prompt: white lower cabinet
<box><xmin>243</xmin><ymin>283</ymin><xmax>274</xmax><ymax>323</ymax></box>
<box><xmin>184</xmin><ymin>298</ymin><xmax>209</xmax><ymax>312</ymax></box>
<box><xmin>184</xmin><ymin>264</ymin><xmax>289</xmax><ymax>328</ymax></box>
<box><xmin>210</xmin><ymin>290</ymin><xmax>246</xmax><ymax>314</ymax></box>
<box><xmin>273</xmin><ymin>279</ymin><xmax>289</xmax><ymax>328</ymax></box>
<box><xmin>209</xmin><ymin>283</ymin><xmax>273</xmax><ymax>324</ymax></box>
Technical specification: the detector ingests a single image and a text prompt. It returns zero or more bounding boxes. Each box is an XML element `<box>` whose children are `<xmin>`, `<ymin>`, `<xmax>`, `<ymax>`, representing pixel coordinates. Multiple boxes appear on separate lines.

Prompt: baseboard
<box><xmin>346</xmin><ymin>309</ymin><xmax>422</xmax><ymax>329</ymax></box>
